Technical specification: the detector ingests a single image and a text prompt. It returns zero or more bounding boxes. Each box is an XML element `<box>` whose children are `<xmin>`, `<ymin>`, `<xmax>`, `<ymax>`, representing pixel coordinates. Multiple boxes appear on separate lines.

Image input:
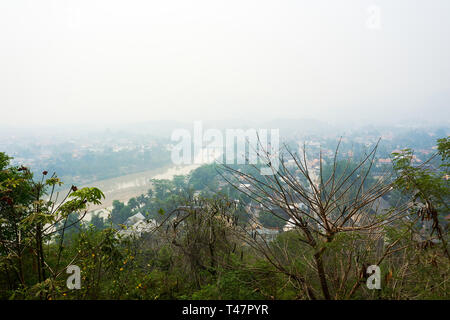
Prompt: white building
<box><xmin>118</xmin><ymin>212</ymin><xmax>157</xmax><ymax>238</ymax></box>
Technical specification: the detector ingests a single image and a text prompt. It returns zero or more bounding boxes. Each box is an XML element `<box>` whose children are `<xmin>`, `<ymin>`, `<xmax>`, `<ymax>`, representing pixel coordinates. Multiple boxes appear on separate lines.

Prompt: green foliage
<box><xmin>111</xmin><ymin>200</ymin><xmax>132</xmax><ymax>225</ymax></box>
<box><xmin>391</xmin><ymin>137</ymin><xmax>449</xmax><ymax>258</ymax></box>
<box><xmin>259</xmin><ymin>211</ymin><xmax>286</xmax><ymax>229</ymax></box>
<box><xmin>437</xmin><ymin>136</ymin><xmax>450</xmax><ymax>164</ymax></box>
<box><xmin>1</xmin><ymin>148</ymin><xmax>449</xmax><ymax>300</ymax></box>
<box><xmin>189</xmin><ymin>164</ymin><xmax>218</xmax><ymax>191</ymax></box>
<box><xmin>90</xmin><ymin>213</ymin><xmax>107</xmax><ymax>230</ymax></box>
<box><xmin>392</xmin><ymin>138</ymin><xmax>449</xmax><ymax>216</ymax></box>
<box><xmin>0</xmin><ymin>152</ymin><xmax>107</xmax><ymax>299</ymax></box>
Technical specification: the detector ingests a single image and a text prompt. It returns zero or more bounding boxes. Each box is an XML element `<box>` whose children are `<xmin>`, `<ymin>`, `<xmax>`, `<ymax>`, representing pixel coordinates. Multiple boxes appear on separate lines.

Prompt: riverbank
<box><xmin>77</xmin><ymin>163</ymin><xmax>201</xmax><ymax>220</ymax></box>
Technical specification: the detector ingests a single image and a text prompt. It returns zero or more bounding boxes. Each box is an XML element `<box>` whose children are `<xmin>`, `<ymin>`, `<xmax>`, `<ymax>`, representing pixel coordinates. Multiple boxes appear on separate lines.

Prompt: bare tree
<box><xmin>219</xmin><ymin>139</ymin><xmax>412</xmax><ymax>299</ymax></box>
<box><xmin>149</xmin><ymin>197</ymin><xmax>241</xmax><ymax>289</ymax></box>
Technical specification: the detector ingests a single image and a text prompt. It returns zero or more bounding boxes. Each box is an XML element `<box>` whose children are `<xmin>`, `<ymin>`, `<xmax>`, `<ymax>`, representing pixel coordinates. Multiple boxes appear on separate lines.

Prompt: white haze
<box><xmin>0</xmin><ymin>0</ymin><xmax>449</xmax><ymax>128</ymax></box>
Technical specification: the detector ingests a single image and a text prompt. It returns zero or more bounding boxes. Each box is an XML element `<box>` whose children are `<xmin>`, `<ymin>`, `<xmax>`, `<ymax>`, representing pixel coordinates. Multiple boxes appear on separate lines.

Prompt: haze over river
<box><xmin>81</xmin><ymin>146</ymin><xmax>222</xmax><ymax>219</ymax></box>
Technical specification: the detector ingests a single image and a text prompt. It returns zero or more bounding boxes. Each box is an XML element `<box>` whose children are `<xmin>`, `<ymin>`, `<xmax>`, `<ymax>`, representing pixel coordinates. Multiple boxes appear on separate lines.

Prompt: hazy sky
<box><xmin>0</xmin><ymin>0</ymin><xmax>449</xmax><ymax>127</ymax></box>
